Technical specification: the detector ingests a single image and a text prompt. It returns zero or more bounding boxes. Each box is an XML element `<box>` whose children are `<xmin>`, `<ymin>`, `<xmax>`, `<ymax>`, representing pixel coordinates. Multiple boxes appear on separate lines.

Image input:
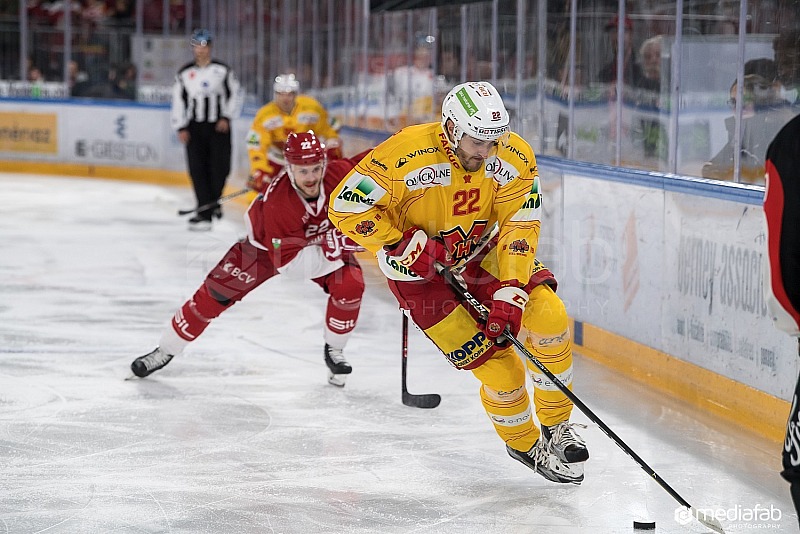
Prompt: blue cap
<box><xmin>191</xmin><ymin>29</ymin><xmax>213</xmax><ymax>47</ymax></box>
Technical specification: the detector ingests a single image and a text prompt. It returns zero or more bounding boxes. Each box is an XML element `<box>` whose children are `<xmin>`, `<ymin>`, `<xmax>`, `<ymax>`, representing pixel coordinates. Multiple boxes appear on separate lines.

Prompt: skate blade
<box><xmin>565</xmin><ymin>461</ymin><xmax>585</xmax><ymax>476</ymax></box>
<box><xmin>327</xmin><ymin>372</ymin><xmax>347</xmax><ymax>387</ymax></box>
<box><xmin>557</xmin><ymin>461</ymin><xmax>585</xmax><ymax>485</ymax></box>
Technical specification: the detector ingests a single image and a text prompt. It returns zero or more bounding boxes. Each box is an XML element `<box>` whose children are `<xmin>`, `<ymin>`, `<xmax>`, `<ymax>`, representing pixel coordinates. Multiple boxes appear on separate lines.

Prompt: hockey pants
<box><xmin>165</xmin><ymin>238</ymin><xmax>363</xmax><ymax>352</ymax></box>
<box><xmin>388</xmin><ymin>246</ymin><xmax>575</xmax><ymax>452</ymax></box>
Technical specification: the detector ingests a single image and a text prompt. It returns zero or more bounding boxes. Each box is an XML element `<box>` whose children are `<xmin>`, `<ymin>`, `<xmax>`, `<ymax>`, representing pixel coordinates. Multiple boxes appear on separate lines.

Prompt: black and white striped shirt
<box><xmin>170</xmin><ymin>60</ymin><xmax>243</xmax><ymax>130</ymax></box>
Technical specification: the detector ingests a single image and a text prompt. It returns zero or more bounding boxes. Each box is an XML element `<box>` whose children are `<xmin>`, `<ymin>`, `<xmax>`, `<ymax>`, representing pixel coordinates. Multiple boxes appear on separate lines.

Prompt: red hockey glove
<box><xmin>322</xmin><ymin>229</ymin><xmax>364</xmax><ymax>261</ymax></box>
<box><xmin>483</xmin><ymin>283</ymin><xmax>529</xmax><ymax>344</ymax></box>
<box><xmin>384</xmin><ymin>227</ymin><xmax>450</xmax><ymax>280</ymax></box>
<box><xmin>247</xmin><ymin>169</ymin><xmax>270</xmax><ymax>194</ymax></box>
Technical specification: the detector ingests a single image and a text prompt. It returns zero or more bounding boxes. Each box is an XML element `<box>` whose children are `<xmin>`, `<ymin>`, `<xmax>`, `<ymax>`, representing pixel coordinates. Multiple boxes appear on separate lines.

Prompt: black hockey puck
<box><xmin>633</xmin><ymin>520</ymin><xmax>656</xmax><ymax>530</ymax></box>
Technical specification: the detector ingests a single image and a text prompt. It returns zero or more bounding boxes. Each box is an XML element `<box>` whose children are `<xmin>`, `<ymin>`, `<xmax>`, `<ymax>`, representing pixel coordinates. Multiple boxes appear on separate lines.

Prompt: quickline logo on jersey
<box><xmin>404</xmin><ymin>163</ymin><xmax>452</xmax><ymax>191</ymax></box>
<box><xmin>297</xmin><ymin>112</ymin><xmax>321</xmax><ymax>124</ymax></box>
<box><xmin>485</xmin><ymin>156</ymin><xmax>519</xmax><ymax>186</ymax></box>
<box><xmin>456</xmin><ymin>88</ymin><xmax>478</xmax><ymax>116</ymax></box>
<box><xmin>333</xmin><ymin>173</ymin><xmax>387</xmax><ymax>214</ymax></box>
<box><xmin>264</xmin><ymin>116</ymin><xmax>283</xmax><ymax>130</ymax></box>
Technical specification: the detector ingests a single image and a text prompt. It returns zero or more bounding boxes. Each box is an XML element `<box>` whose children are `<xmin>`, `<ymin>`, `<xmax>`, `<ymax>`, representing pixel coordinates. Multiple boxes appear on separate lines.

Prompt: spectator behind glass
<box><xmin>116</xmin><ymin>62</ymin><xmax>137</xmax><ymax>100</ymax></box>
<box><xmin>27</xmin><ymin>65</ymin><xmax>44</xmax><ymax>82</ymax></box>
<box><xmin>389</xmin><ymin>40</ymin><xmax>435</xmax><ymax>127</ymax></box>
<box><xmin>702</xmin><ymin>59</ymin><xmax>795</xmax><ymax>184</ymax></box>
<box><xmin>774</xmin><ymin>29</ymin><xmax>800</xmax><ymax>105</ymax></box>
<box><xmin>637</xmin><ymin>35</ymin><xmax>663</xmax><ymax>93</ymax></box>
<box><xmin>81</xmin><ymin>0</ymin><xmax>108</xmax><ymax>28</ymax></box>
<box><xmin>68</xmin><ymin>60</ymin><xmax>92</xmax><ymax>97</ymax></box>
<box><xmin>634</xmin><ymin>35</ymin><xmax>667</xmax><ymax>162</ymax></box>
<box><xmin>597</xmin><ymin>15</ymin><xmax>645</xmax><ymax>87</ymax></box>
<box><xmin>437</xmin><ymin>44</ymin><xmax>461</xmax><ymax>86</ymax></box>
<box><xmin>108</xmin><ymin>0</ymin><xmax>135</xmax><ymax>26</ymax></box>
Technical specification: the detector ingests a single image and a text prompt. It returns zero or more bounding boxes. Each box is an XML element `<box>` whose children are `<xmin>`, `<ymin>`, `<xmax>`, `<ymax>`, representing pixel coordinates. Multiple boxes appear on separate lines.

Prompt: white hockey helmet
<box><xmin>273</xmin><ymin>73</ymin><xmax>300</xmax><ymax>94</ymax></box>
<box><xmin>441</xmin><ymin>81</ymin><xmax>510</xmax><ymax>148</ymax></box>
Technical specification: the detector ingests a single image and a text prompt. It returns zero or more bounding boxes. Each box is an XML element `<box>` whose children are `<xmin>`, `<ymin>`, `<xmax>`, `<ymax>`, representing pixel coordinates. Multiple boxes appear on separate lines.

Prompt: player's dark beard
<box><xmin>455</xmin><ymin>146</ymin><xmax>485</xmax><ymax>172</ymax></box>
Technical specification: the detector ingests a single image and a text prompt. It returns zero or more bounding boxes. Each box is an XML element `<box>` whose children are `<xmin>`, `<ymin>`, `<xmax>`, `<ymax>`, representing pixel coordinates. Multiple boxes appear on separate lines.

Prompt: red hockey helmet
<box><xmin>284</xmin><ymin>131</ymin><xmax>326</xmax><ymax>166</ymax></box>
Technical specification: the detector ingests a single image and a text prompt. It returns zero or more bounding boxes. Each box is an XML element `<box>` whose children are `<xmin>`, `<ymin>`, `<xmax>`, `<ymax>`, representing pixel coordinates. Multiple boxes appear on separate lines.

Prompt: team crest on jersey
<box><xmin>355</xmin><ymin>220</ymin><xmax>376</xmax><ymax>236</ymax></box>
<box><xmin>485</xmin><ymin>156</ymin><xmax>520</xmax><ymax>186</ymax></box>
<box><xmin>333</xmin><ymin>173</ymin><xmax>386</xmax><ymax>214</ymax></box>
<box><xmin>510</xmin><ymin>176</ymin><xmax>542</xmax><ymax>222</ymax></box>
<box><xmin>440</xmin><ymin>220</ymin><xmax>488</xmax><ymax>263</ymax></box>
<box><xmin>404</xmin><ymin>163</ymin><xmax>452</xmax><ymax>191</ymax></box>
<box><xmin>509</xmin><ymin>239</ymin><xmax>530</xmax><ymax>254</ymax></box>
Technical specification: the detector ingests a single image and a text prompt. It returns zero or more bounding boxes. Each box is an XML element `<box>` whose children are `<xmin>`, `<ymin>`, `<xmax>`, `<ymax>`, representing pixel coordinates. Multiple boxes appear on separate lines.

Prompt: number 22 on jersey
<box><xmin>453</xmin><ymin>188</ymin><xmax>480</xmax><ymax>216</ymax></box>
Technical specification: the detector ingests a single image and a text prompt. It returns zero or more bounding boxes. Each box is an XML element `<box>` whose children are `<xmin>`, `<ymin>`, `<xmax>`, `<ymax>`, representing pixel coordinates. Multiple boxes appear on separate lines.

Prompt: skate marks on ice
<box><xmin>0</xmin><ymin>174</ymin><xmax>796</xmax><ymax>533</ymax></box>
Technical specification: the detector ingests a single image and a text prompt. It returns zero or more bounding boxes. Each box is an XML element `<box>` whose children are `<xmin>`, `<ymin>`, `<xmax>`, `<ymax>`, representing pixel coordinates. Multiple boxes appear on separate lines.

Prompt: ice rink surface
<box><xmin>1</xmin><ymin>174</ymin><xmax>797</xmax><ymax>533</ymax></box>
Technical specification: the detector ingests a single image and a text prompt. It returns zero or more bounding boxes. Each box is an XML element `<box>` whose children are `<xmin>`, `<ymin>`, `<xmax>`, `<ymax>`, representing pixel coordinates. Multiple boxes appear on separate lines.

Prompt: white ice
<box><xmin>0</xmin><ymin>174</ymin><xmax>796</xmax><ymax>533</ymax></box>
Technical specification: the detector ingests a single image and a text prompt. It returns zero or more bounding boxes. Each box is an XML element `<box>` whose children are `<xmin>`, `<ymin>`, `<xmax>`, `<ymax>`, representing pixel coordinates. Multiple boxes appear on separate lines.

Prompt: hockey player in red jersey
<box><xmin>764</xmin><ymin>113</ymin><xmax>800</xmax><ymax>527</ymax></box>
<box><xmin>131</xmin><ymin>132</ymin><xmax>367</xmax><ymax>386</ymax></box>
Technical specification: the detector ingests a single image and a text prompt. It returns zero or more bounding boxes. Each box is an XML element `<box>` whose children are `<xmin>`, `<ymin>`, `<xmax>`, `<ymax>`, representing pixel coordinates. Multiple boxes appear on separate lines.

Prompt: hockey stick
<box><xmin>177</xmin><ymin>187</ymin><xmax>251</xmax><ymax>216</ymax></box>
<box><xmin>439</xmin><ymin>267</ymin><xmax>725</xmax><ymax>534</ymax></box>
<box><xmin>399</xmin><ymin>223</ymin><xmax>499</xmax><ymax>409</ymax></box>
<box><xmin>401</xmin><ymin>313</ymin><xmax>441</xmax><ymax>408</ymax></box>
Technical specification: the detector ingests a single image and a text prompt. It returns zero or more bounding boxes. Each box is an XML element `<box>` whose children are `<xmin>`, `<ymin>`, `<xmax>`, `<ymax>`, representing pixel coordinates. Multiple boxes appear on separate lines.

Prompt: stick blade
<box><xmin>692</xmin><ymin>507</ymin><xmax>725</xmax><ymax>534</ymax></box>
<box><xmin>402</xmin><ymin>392</ymin><xmax>441</xmax><ymax>409</ymax></box>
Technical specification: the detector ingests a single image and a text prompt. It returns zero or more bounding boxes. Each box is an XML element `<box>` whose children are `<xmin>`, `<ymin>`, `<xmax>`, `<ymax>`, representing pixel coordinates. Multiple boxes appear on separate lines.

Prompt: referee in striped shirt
<box><xmin>171</xmin><ymin>29</ymin><xmax>242</xmax><ymax>230</ymax></box>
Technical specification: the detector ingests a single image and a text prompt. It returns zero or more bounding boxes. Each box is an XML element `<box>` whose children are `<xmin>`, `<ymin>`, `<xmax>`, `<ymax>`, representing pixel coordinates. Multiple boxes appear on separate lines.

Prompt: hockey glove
<box><xmin>322</xmin><ymin>228</ymin><xmax>364</xmax><ymax>261</ymax></box>
<box><xmin>247</xmin><ymin>169</ymin><xmax>270</xmax><ymax>194</ymax></box>
<box><xmin>384</xmin><ymin>227</ymin><xmax>450</xmax><ymax>280</ymax></box>
<box><xmin>484</xmin><ymin>283</ymin><xmax>528</xmax><ymax>344</ymax></box>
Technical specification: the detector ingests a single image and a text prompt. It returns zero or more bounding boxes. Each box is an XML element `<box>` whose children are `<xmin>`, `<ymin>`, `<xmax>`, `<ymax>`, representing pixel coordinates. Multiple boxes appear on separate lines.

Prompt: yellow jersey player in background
<box><xmin>329</xmin><ymin>81</ymin><xmax>588</xmax><ymax>484</ymax></box>
<box><xmin>245</xmin><ymin>73</ymin><xmax>342</xmax><ymax>193</ymax></box>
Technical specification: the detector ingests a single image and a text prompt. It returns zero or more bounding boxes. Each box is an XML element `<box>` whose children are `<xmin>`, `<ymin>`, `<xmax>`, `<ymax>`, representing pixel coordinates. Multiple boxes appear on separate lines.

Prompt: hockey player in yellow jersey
<box><xmin>329</xmin><ymin>81</ymin><xmax>588</xmax><ymax>484</ymax></box>
<box><xmin>245</xmin><ymin>73</ymin><xmax>342</xmax><ymax>192</ymax></box>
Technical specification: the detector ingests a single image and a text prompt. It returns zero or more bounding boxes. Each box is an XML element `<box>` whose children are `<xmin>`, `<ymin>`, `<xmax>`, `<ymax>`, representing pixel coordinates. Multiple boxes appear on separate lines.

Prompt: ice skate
<box><xmin>542</xmin><ymin>421</ymin><xmax>589</xmax><ymax>463</ymax></box>
<box><xmin>324</xmin><ymin>343</ymin><xmax>352</xmax><ymax>387</ymax></box>
<box><xmin>187</xmin><ymin>214</ymin><xmax>212</xmax><ymax>231</ymax></box>
<box><xmin>506</xmin><ymin>438</ymin><xmax>584</xmax><ymax>484</ymax></box>
<box><xmin>130</xmin><ymin>347</ymin><xmax>174</xmax><ymax>378</ymax></box>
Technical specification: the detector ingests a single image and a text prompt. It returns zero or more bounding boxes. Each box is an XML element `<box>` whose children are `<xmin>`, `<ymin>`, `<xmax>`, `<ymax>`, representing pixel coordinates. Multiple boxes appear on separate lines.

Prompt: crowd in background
<box><xmin>0</xmin><ymin>0</ymin><xmax>799</xmax><ymax>185</ymax></box>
